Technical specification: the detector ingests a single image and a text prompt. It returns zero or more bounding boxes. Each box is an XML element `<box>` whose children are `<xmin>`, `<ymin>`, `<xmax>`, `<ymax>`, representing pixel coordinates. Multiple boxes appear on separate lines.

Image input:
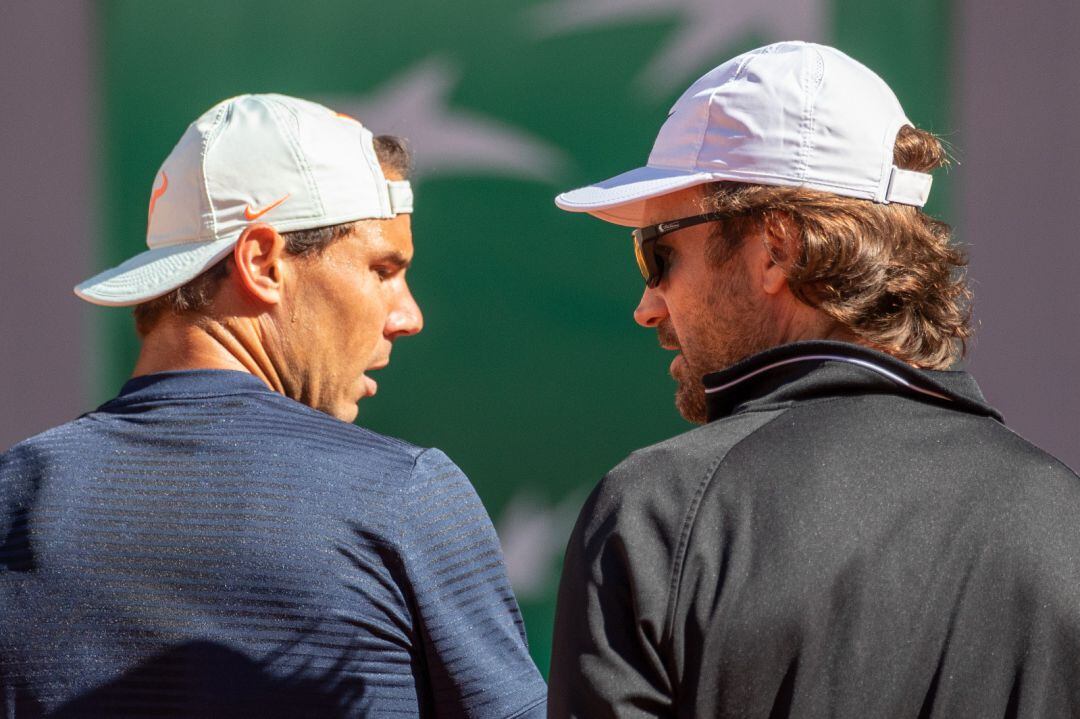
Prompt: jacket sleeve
<box><xmin>396</xmin><ymin>448</ymin><xmax>547</xmax><ymax>719</ymax></box>
<box><xmin>548</xmin><ymin>464</ymin><xmax>677</xmax><ymax>719</ymax></box>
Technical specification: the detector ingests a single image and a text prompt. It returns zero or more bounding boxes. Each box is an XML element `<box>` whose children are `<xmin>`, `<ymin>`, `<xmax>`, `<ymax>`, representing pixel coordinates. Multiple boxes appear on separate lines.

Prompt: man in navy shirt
<box><xmin>0</xmin><ymin>94</ymin><xmax>546</xmax><ymax>718</ymax></box>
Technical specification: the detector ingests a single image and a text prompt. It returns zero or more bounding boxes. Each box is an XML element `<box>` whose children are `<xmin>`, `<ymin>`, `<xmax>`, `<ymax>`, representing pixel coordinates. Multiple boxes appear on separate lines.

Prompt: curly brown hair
<box><xmin>133</xmin><ymin>135</ymin><xmax>412</xmax><ymax>337</ymax></box>
<box><xmin>701</xmin><ymin>126</ymin><xmax>970</xmax><ymax>369</ymax></box>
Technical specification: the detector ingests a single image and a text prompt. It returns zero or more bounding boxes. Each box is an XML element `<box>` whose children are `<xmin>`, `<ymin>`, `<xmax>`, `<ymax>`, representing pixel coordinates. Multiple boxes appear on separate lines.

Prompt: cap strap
<box><xmin>885</xmin><ymin>166</ymin><xmax>933</xmax><ymax>207</ymax></box>
<box><xmin>387</xmin><ymin>180</ymin><xmax>413</xmax><ymax>215</ymax></box>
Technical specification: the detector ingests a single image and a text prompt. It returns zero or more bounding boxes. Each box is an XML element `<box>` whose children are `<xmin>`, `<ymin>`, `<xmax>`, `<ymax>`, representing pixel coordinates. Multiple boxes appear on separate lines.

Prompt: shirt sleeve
<box><xmin>395</xmin><ymin>448</ymin><xmax>547</xmax><ymax>719</ymax></box>
<box><xmin>548</xmin><ymin>466</ymin><xmax>677</xmax><ymax>719</ymax></box>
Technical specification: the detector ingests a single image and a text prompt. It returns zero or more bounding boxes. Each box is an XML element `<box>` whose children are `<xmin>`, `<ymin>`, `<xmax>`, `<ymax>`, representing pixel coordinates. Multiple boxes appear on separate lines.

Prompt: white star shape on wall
<box><xmin>323</xmin><ymin>59</ymin><xmax>568</xmax><ymax>184</ymax></box>
<box><xmin>529</xmin><ymin>0</ymin><xmax>827</xmax><ymax>98</ymax></box>
<box><xmin>496</xmin><ymin>490</ymin><xmax>584</xmax><ymax>599</ymax></box>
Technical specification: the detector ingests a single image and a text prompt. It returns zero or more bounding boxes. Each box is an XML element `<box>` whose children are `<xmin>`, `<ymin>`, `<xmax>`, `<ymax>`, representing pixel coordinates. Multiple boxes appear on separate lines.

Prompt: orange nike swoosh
<box><xmin>244</xmin><ymin>193</ymin><xmax>290</xmax><ymax>221</ymax></box>
<box><xmin>147</xmin><ymin>171</ymin><xmax>168</xmax><ymax>228</ymax></box>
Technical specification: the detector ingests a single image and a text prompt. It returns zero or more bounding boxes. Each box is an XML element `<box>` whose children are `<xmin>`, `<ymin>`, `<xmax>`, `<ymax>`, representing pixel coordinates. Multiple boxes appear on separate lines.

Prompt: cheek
<box><xmin>343</xmin><ymin>290</ymin><xmax>390</xmax><ymax>350</ymax></box>
<box><xmin>661</xmin><ymin>287</ymin><xmax>696</xmax><ymax>344</ymax></box>
<box><xmin>666</xmin><ymin>292</ymin><xmax>723</xmax><ymax>365</ymax></box>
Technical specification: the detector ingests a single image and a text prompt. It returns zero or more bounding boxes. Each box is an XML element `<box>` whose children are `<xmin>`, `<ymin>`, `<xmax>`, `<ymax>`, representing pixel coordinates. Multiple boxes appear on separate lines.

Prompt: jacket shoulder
<box><xmin>597</xmin><ymin>409</ymin><xmax>788</xmax><ymax>514</ymax></box>
<box><xmin>572</xmin><ymin>408</ymin><xmax>789</xmax><ymax>582</ymax></box>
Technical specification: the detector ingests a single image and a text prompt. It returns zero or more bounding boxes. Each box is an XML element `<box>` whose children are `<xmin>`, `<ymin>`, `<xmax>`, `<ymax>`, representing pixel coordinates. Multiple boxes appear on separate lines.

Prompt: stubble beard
<box><xmin>659</xmin><ymin>273</ymin><xmax>774</xmax><ymax>425</ymax></box>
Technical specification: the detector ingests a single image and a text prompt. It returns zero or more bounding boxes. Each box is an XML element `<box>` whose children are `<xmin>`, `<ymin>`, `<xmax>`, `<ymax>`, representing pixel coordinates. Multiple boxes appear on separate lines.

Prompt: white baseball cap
<box><xmin>555</xmin><ymin>41</ymin><xmax>933</xmax><ymax>227</ymax></box>
<box><xmin>75</xmin><ymin>93</ymin><xmax>414</xmax><ymax>306</ymax></box>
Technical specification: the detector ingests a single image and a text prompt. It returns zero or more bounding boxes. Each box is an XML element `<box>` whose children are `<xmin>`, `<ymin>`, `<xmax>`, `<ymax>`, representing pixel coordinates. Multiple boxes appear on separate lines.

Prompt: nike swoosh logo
<box><xmin>147</xmin><ymin>171</ymin><xmax>168</xmax><ymax>228</ymax></box>
<box><xmin>244</xmin><ymin>193</ymin><xmax>290</xmax><ymax>221</ymax></box>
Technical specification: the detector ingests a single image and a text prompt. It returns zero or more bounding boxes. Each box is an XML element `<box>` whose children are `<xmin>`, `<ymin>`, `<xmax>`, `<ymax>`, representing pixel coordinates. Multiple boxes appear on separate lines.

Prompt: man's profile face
<box><xmin>633</xmin><ymin>187</ymin><xmax>775</xmax><ymax>423</ymax></box>
<box><xmin>280</xmin><ymin>208</ymin><xmax>422</xmax><ymax>423</ymax></box>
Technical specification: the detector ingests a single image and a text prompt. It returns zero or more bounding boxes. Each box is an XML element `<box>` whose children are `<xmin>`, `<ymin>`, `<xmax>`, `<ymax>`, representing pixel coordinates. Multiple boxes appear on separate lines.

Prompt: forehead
<box><xmin>337</xmin><ymin>213</ymin><xmax>413</xmax><ymax>258</ymax></box>
<box><xmin>640</xmin><ymin>185</ymin><xmax>709</xmax><ymax>226</ymax></box>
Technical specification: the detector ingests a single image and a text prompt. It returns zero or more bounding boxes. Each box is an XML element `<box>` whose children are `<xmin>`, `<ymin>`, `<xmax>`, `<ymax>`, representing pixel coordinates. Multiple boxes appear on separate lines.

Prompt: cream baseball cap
<box><xmin>555</xmin><ymin>41</ymin><xmax>933</xmax><ymax>227</ymax></box>
<box><xmin>75</xmin><ymin>93</ymin><xmax>413</xmax><ymax>306</ymax></box>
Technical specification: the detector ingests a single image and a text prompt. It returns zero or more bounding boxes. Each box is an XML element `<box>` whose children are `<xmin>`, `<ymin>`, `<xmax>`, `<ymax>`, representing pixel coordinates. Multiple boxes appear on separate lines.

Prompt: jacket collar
<box><xmin>703</xmin><ymin>341</ymin><xmax>1002</xmax><ymax>423</ymax></box>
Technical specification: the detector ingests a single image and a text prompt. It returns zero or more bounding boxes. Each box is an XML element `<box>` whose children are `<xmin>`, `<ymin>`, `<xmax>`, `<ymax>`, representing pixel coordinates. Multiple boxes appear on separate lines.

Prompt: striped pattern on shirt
<box><xmin>0</xmin><ymin>370</ymin><xmax>546</xmax><ymax>718</ymax></box>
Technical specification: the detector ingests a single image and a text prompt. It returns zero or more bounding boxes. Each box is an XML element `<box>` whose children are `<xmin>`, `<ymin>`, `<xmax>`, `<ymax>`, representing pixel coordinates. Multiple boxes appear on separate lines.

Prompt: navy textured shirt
<box><xmin>0</xmin><ymin>370</ymin><xmax>546</xmax><ymax>718</ymax></box>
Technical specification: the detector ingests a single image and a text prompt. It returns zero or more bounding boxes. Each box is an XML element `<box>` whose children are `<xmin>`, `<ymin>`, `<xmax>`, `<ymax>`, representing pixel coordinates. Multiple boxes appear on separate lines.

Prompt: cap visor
<box><xmin>74</xmin><ymin>235</ymin><xmax>238</xmax><ymax>307</ymax></box>
<box><xmin>555</xmin><ymin>166</ymin><xmax>714</xmax><ymax>227</ymax></box>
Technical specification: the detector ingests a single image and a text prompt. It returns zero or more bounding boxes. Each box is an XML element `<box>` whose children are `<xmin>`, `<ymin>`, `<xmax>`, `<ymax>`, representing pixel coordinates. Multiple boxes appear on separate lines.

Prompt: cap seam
<box><xmin>262</xmin><ymin>97</ymin><xmax>326</xmax><ymax>219</ymax></box>
<box><xmin>732</xmin><ymin>49</ymin><xmax>758</xmax><ymax>79</ymax></box>
<box><xmin>794</xmin><ymin>47</ymin><xmax>823</xmax><ymax>181</ymax></box>
<box><xmin>690</xmin><ymin>87</ymin><xmax>717</xmax><ymax>171</ymax></box>
<box><xmin>693</xmin><ymin>52</ymin><xmax>754</xmax><ymax>171</ymax></box>
<box><xmin>199</xmin><ymin>103</ymin><xmax>230</xmax><ymax>243</ymax></box>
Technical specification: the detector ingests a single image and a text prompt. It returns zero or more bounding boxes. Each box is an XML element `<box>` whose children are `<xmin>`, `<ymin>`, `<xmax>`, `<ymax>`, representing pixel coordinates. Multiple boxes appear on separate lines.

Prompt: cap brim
<box><xmin>555</xmin><ymin>166</ymin><xmax>715</xmax><ymax>227</ymax></box>
<box><xmin>74</xmin><ymin>235</ymin><xmax>239</xmax><ymax>307</ymax></box>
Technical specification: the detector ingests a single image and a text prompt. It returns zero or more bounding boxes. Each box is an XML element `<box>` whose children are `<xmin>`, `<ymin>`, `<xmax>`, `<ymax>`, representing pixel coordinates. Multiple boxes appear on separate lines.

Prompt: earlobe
<box><xmin>232</xmin><ymin>224</ymin><xmax>286</xmax><ymax>305</ymax></box>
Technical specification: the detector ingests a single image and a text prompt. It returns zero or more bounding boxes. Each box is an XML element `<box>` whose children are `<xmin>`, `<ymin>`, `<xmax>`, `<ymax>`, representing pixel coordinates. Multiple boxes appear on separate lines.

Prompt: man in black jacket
<box><xmin>549</xmin><ymin>41</ymin><xmax>1080</xmax><ymax>718</ymax></box>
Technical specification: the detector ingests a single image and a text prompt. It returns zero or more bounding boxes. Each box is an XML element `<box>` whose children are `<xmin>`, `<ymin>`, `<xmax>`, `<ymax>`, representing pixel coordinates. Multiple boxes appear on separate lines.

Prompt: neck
<box><xmin>777</xmin><ymin>320</ymin><xmax>909</xmax><ymax>368</ymax></box>
<box><xmin>132</xmin><ymin>316</ymin><xmax>285</xmax><ymax>395</ymax></box>
<box><xmin>770</xmin><ymin>297</ymin><xmax>852</xmax><ymax>345</ymax></box>
<box><xmin>795</xmin><ymin>322</ymin><xmax>862</xmax><ymax>346</ymax></box>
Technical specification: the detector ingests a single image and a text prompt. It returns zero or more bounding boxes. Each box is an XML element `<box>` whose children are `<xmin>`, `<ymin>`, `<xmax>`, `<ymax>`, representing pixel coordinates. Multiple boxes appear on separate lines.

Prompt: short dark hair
<box><xmin>133</xmin><ymin>135</ymin><xmax>412</xmax><ymax>337</ymax></box>
<box><xmin>371</xmin><ymin>134</ymin><xmax>411</xmax><ymax>179</ymax></box>
<box><xmin>700</xmin><ymin>125</ymin><xmax>970</xmax><ymax>369</ymax></box>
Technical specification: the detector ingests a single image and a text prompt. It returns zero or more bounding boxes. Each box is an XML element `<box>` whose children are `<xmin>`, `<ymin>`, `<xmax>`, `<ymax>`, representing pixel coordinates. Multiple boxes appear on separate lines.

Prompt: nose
<box><xmin>386</xmin><ymin>283</ymin><xmax>424</xmax><ymax>340</ymax></box>
<box><xmin>633</xmin><ymin>285</ymin><xmax>668</xmax><ymax>328</ymax></box>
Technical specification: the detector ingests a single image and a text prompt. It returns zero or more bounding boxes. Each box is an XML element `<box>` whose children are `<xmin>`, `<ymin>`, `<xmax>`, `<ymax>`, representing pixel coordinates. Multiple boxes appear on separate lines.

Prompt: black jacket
<box><xmin>550</xmin><ymin>341</ymin><xmax>1080</xmax><ymax>718</ymax></box>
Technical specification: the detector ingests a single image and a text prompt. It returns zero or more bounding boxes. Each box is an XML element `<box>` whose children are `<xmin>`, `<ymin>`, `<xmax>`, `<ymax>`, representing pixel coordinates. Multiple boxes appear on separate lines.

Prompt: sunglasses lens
<box><xmin>633</xmin><ymin>236</ymin><xmax>650</xmax><ymax>282</ymax></box>
<box><xmin>634</xmin><ymin>237</ymin><xmax>663</xmax><ymax>288</ymax></box>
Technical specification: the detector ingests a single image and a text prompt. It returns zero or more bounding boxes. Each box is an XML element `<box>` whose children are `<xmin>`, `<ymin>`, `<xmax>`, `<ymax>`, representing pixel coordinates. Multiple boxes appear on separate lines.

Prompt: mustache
<box><xmin>657</xmin><ymin>321</ymin><xmax>680</xmax><ymax>350</ymax></box>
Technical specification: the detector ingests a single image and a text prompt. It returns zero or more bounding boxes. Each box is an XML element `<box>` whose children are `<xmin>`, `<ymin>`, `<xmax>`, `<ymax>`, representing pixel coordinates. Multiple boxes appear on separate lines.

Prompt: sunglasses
<box><xmin>631</xmin><ymin>212</ymin><xmax>730</xmax><ymax>287</ymax></box>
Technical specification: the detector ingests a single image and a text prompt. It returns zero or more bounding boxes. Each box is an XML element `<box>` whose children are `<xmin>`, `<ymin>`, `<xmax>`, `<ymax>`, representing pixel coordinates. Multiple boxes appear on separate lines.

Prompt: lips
<box><xmin>359</xmin><ymin>359</ymin><xmax>389</xmax><ymax>399</ymax></box>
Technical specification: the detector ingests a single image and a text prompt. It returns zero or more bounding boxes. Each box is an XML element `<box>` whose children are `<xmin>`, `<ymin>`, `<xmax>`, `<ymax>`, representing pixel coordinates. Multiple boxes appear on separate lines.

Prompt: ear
<box><xmin>757</xmin><ymin>215</ymin><xmax>797</xmax><ymax>297</ymax></box>
<box><xmin>231</xmin><ymin>223</ymin><xmax>287</xmax><ymax>305</ymax></box>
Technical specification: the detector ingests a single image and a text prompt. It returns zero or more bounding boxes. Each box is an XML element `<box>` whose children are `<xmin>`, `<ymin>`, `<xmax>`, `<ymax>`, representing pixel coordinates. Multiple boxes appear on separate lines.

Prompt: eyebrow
<box><xmin>373</xmin><ymin>250</ymin><xmax>411</xmax><ymax>269</ymax></box>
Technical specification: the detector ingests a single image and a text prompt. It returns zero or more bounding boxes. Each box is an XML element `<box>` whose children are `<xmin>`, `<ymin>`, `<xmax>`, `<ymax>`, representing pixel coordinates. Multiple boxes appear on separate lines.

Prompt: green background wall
<box><xmin>98</xmin><ymin>0</ymin><xmax>951</xmax><ymax>674</ymax></box>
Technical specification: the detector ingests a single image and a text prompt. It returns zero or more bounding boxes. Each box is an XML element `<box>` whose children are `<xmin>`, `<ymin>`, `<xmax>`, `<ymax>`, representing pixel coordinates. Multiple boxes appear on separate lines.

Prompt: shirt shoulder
<box><xmin>1</xmin><ymin>416</ymin><xmax>99</xmax><ymax>476</ymax></box>
<box><xmin>250</xmin><ymin>391</ymin><xmax>427</xmax><ymax>461</ymax></box>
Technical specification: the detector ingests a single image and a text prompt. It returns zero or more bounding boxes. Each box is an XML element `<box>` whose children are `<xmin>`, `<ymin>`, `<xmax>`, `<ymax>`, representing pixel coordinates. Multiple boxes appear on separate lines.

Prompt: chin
<box><xmin>318</xmin><ymin>399</ymin><xmax>359</xmax><ymax>423</ymax></box>
<box><xmin>671</xmin><ymin>359</ymin><xmax>709</xmax><ymax>425</ymax></box>
<box><xmin>675</xmin><ymin>383</ymin><xmax>709</xmax><ymax>425</ymax></box>
<box><xmin>338</xmin><ymin>403</ymin><xmax>360</xmax><ymax>423</ymax></box>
